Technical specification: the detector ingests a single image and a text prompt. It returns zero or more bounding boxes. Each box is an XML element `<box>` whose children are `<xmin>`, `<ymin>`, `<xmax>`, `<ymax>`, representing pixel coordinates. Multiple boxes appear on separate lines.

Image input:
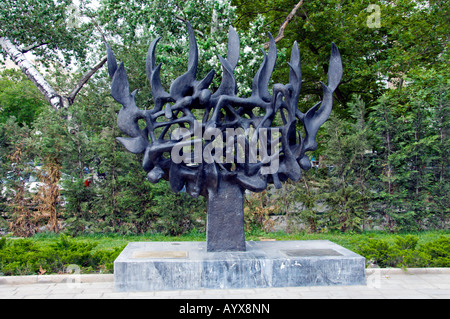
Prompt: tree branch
<box><xmin>67</xmin><ymin>56</ymin><xmax>107</xmax><ymax>104</ymax></box>
<box><xmin>1</xmin><ymin>36</ymin><xmax>107</xmax><ymax>110</ymax></box>
<box><xmin>20</xmin><ymin>42</ymin><xmax>48</xmax><ymax>53</ymax></box>
<box><xmin>263</xmin><ymin>0</ymin><xmax>304</xmax><ymax>49</ymax></box>
<box><xmin>0</xmin><ymin>37</ymin><xmax>63</xmax><ymax>110</ymax></box>
<box><xmin>175</xmin><ymin>15</ymin><xmax>204</xmax><ymax>37</ymax></box>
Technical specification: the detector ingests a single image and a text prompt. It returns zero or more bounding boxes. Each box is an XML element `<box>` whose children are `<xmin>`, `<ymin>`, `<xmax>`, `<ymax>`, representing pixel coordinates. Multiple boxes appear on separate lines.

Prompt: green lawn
<box><xmin>25</xmin><ymin>229</ymin><xmax>450</xmax><ymax>251</ymax></box>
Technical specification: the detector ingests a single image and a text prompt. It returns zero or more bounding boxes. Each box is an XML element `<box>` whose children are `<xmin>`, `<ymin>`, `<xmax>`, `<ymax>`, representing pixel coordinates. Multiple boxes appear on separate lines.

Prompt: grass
<box><xmin>25</xmin><ymin>229</ymin><xmax>449</xmax><ymax>253</ymax></box>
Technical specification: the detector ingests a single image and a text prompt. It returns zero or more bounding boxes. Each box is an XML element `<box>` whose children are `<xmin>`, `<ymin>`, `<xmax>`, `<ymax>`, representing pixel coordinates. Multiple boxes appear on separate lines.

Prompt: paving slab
<box><xmin>0</xmin><ymin>268</ymin><xmax>449</xmax><ymax>300</ymax></box>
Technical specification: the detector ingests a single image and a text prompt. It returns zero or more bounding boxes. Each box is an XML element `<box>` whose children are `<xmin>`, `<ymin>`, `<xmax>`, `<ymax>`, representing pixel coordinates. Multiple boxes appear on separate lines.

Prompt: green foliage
<box><xmin>0</xmin><ymin>117</ymin><xmax>38</xmax><ymax>236</ymax></box>
<box><xmin>0</xmin><ymin>235</ymin><xmax>124</xmax><ymax>275</ymax></box>
<box><xmin>151</xmin><ymin>181</ymin><xmax>206</xmax><ymax>236</ymax></box>
<box><xmin>30</xmin><ymin>107</ymin><xmax>70</xmax><ymax>160</ymax></box>
<box><xmin>244</xmin><ymin>191</ymin><xmax>277</xmax><ymax>233</ymax></box>
<box><xmin>0</xmin><ymin>0</ymin><xmax>94</xmax><ymax>64</ymax></box>
<box><xmin>275</xmin><ymin>173</ymin><xmax>325</xmax><ymax>234</ymax></box>
<box><xmin>233</xmin><ymin>0</ymin><xmax>449</xmax><ymax>117</ymax></box>
<box><xmin>368</xmin><ymin>65</ymin><xmax>450</xmax><ymax>231</ymax></box>
<box><xmin>358</xmin><ymin>235</ymin><xmax>450</xmax><ymax>268</ymax></box>
<box><xmin>0</xmin><ymin>70</ymin><xmax>46</xmax><ymax>126</ymax></box>
<box><xmin>61</xmin><ymin>179</ymin><xmax>97</xmax><ymax>234</ymax></box>
<box><xmin>358</xmin><ymin>237</ymin><xmax>392</xmax><ymax>267</ymax></box>
<box><xmin>419</xmin><ymin>237</ymin><xmax>450</xmax><ymax>268</ymax></box>
<box><xmin>316</xmin><ymin>95</ymin><xmax>374</xmax><ymax>232</ymax></box>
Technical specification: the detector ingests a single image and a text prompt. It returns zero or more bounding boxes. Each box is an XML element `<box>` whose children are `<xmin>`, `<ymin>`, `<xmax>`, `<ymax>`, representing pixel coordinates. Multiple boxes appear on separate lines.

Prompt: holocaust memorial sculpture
<box><xmin>106</xmin><ymin>22</ymin><xmax>342</xmax><ymax>251</ymax></box>
<box><xmin>109</xmin><ymin>22</ymin><xmax>366</xmax><ymax>291</ymax></box>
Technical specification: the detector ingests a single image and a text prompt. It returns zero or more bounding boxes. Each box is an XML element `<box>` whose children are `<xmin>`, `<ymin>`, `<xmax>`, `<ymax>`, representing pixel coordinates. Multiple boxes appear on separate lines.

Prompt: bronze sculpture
<box><xmin>106</xmin><ymin>22</ymin><xmax>342</xmax><ymax>251</ymax></box>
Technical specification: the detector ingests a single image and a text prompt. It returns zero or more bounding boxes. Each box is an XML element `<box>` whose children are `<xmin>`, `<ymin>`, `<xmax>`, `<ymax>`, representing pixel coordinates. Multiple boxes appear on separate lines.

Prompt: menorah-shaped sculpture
<box><xmin>106</xmin><ymin>22</ymin><xmax>342</xmax><ymax>252</ymax></box>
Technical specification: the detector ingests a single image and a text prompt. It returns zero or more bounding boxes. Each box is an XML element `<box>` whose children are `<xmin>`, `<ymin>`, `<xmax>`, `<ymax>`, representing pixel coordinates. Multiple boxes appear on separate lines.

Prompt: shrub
<box><xmin>151</xmin><ymin>182</ymin><xmax>206</xmax><ymax>236</ymax></box>
<box><xmin>244</xmin><ymin>191</ymin><xmax>276</xmax><ymax>233</ymax></box>
<box><xmin>358</xmin><ymin>237</ymin><xmax>393</xmax><ymax>267</ymax></box>
<box><xmin>418</xmin><ymin>236</ymin><xmax>450</xmax><ymax>267</ymax></box>
<box><xmin>357</xmin><ymin>235</ymin><xmax>450</xmax><ymax>268</ymax></box>
<box><xmin>0</xmin><ymin>235</ymin><xmax>123</xmax><ymax>275</ymax></box>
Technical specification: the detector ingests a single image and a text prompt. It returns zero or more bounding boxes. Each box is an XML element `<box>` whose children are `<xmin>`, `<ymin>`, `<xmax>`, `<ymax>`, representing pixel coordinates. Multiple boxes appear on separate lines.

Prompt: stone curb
<box><xmin>0</xmin><ymin>268</ymin><xmax>449</xmax><ymax>286</ymax></box>
<box><xmin>0</xmin><ymin>274</ymin><xmax>114</xmax><ymax>285</ymax></box>
<box><xmin>366</xmin><ymin>267</ymin><xmax>450</xmax><ymax>275</ymax></box>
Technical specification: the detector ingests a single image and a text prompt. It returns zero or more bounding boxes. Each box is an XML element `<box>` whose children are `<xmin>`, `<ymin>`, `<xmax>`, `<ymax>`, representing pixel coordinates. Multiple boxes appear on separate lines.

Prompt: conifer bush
<box><xmin>0</xmin><ymin>235</ymin><xmax>124</xmax><ymax>276</ymax></box>
<box><xmin>357</xmin><ymin>235</ymin><xmax>450</xmax><ymax>268</ymax></box>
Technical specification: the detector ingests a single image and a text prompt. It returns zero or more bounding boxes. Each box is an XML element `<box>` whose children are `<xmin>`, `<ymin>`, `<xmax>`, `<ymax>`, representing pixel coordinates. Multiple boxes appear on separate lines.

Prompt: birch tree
<box><xmin>0</xmin><ymin>0</ymin><xmax>106</xmax><ymax>110</ymax></box>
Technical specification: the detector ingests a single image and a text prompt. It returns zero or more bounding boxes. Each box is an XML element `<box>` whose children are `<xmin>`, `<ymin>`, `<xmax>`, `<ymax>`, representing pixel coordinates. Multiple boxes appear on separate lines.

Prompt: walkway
<box><xmin>0</xmin><ymin>268</ymin><xmax>449</xmax><ymax>299</ymax></box>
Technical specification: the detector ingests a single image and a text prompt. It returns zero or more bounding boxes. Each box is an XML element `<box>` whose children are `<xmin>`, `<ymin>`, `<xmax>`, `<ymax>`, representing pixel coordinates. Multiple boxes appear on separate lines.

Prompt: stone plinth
<box><xmin>114</xmin><ymin>240</ymin><xmax>366</xmax><ymax>292</ymax></box>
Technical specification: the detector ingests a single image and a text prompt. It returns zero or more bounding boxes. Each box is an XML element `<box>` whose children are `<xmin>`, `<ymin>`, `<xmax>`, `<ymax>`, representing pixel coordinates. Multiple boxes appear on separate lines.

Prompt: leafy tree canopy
<box><xmin>0</xmin><ymin>69</ymin><xmax>46</xmax><ymax>126</ymax></box>
<box><xmin>232</xmin><ymin>0</ymin><xmax>449</xmax><ymax>117</ymax></box>
<box><xmin>0</xmin><ymin>0</ymin><xmax>96</xmax><ymax>65</ymax></box>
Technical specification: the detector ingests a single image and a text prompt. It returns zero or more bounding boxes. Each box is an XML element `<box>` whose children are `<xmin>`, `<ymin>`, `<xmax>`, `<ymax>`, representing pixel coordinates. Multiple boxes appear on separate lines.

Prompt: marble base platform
<box><xmin>114</xmin><ymin>240</ymin><xmax>366</xmax><ymax>292</ymax></box>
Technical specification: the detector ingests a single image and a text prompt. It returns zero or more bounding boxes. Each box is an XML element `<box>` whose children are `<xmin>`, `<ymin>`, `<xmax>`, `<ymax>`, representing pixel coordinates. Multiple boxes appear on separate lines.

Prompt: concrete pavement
<box><xmin>0</xmin><ymin>268</ymin><xmax>449</xmax><ymax>299</ymax></box>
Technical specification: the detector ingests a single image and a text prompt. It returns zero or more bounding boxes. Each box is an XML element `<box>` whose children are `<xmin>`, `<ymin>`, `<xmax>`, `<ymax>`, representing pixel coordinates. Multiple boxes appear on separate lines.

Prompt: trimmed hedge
<box><xmin>357</xmin><ymin>235</ymin><xmax>450</xmax><ymax>268</ymax></box>
<box><xmin>0</xmin><ymin>236</ymin><xmax>124</xmax><ymax>276</ymax></box>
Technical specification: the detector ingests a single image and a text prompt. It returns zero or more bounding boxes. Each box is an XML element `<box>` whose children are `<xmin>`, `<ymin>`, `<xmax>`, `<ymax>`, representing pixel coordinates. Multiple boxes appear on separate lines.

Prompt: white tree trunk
<box><xmin>0</xmin><ymin>37</ymin><xmax>65</xmax><ymax>110</ymax></box>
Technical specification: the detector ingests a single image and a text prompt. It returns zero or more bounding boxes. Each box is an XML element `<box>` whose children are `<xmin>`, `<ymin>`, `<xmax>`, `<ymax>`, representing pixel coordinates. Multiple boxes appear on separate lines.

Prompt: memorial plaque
<box><xmin>131</xmin><ymin>251</ymin><xmax>188</xmax><ymax>259</ymax></box>
<box><xmin>281</xmin><ymin>249</ymin><xmax>343</xmax><ymax>257</ymax></box>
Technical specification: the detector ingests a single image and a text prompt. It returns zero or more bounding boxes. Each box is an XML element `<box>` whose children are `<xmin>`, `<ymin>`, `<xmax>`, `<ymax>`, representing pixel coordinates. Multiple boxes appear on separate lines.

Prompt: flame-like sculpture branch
<box><xmin>106</xmin><ymin>21</ymin><xmax>342</xmax><ymax>251</ymax></box>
